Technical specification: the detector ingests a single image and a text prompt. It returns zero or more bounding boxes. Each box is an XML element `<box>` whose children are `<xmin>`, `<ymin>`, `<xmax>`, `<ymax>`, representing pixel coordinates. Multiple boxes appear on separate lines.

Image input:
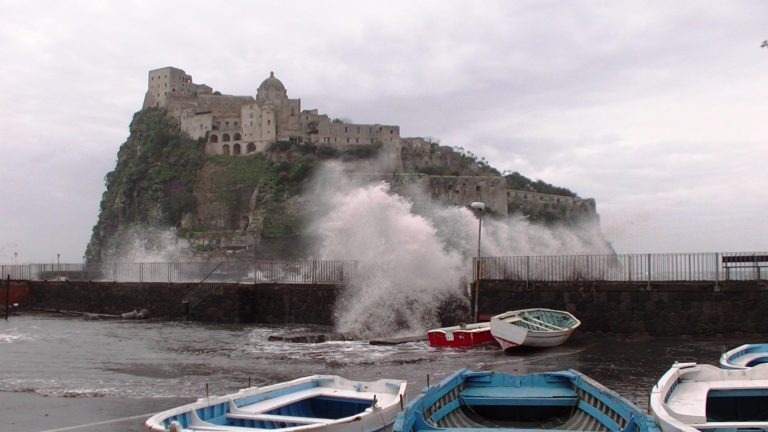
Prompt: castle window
<box><xmin>476</xmin><ymin>185</ymin><xmax>481</xmax><ymax>192</ymax></box>
<box><xmin>356</xmin><ymin>127</ymin><xmax>360</xmax><ymax>133</ymax></box>
<box><xmin>210</xmin><ymin>134</ymin><xmax>219</xmax><ymax>143</ymax></box>
<box><xmin>356</xmin><ymin>138</ymin><xmax>359</xmax><ymax>143</ymax></box>
<box><xmin>234</xmin><ymin>121</ymin><xmax>238</xmax><ymax>127</ymax></box>
<box><xmin>225</xmin><ymin>121</ymin><xmax>229</xmax><ymax>127</ymax></box>
<box><xmin>234</xmin><ymin>133</ymin><xmax>241</xmax><ymax>141</ymax></box>
<box><xmin>346</xmin><ymin>138</ymin><xmax>350</xmax><ymax>143</ymax></box>
<box><xmin>222</xmin><ymin>144</ymin><xmax>230</xmax><ymax>155</ymax></box>
<box><xmin>222</xmin><ymin>133</ymin><xmax>231</xmax><ymax>142</ymax></box>
<box><xmin>369</xmin><ymin>127</ymin><xmax>372</xmax><ymax>133</ymax></box>
<box><xmin>267</xmin><ymin>120</ymin><xmax>271</xmax><ymax>125</ymax></box>
<box><xmin>247</xmin><ymin>143</ymin><xmax>256</xmax><ymax>153</ymax></box>
<box><xmin>390</xmin><ymin>130</ymin><xmax>393</xmax><ymax>134</ymax></box>
<box><xmin>345</xmin><ymin>127</ymin><xmax>348</xmax><ymax>133</ymax></box>
<box><xmin>233</xmin><ymin>144</ymin><xmax>241</xmax><ymax>155</ymax></box>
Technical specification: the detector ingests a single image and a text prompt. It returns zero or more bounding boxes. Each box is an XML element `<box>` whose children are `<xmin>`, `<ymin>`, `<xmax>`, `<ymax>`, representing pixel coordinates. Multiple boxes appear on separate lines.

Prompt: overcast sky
<box><xmin>1</xmin><ymin>0</ymin><xmax>766</xmax><ymax>263</ymax></box>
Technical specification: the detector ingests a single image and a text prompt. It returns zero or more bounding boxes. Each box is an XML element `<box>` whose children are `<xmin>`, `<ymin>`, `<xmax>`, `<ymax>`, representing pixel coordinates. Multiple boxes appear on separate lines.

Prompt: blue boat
<box><xmin>394</xmin><ymin>369</ymin><xmax>660</xmax><ymax>432</ymax></box>
<box><xmin>719</xmin><ymin>343</ymin><xmax>768</xmax><ymax>369</ymax></box>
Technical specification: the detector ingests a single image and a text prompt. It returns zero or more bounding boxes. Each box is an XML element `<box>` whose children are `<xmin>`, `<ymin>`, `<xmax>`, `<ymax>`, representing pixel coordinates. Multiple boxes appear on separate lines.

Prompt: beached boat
<box><xmin>490</xmin><ymin>308</ymin><xmax>581</xmax><ymax>350</ymax></box>
<box><xmin>146</xmin><ymin>375</ymin><xmax>407</xmax><ymax>432</ymax></box>
<box><xmin>394</xmin><ymin>368</ymin><xmax>660</xmax><ymax>432</ymax></box>
<box><xmin>427</xmin><ymin>322</ymin><xmax>495</xmax><ymax>348</ymax></box>
<box><xmin>650</xmin><ymin>362</ymin><xmax>768</xmax><ymax>432</ymax></box>
<box><xmin>719</xmin><ymin>343</ymin><xmax>768</xmax><ymax>369</ymax></box>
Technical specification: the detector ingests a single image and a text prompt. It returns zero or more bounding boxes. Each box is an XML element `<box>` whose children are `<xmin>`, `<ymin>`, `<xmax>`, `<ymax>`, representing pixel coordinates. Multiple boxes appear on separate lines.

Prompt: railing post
<box><xmin>646</xmin><ymin>254</ymin><xmax>652</xmax><ymax>290</ymax></box>
<box><xmin>5</xmin><ymin>274</ymin><xmax>10</xmax><ymax>320</ymax></box>
<box><xmin>525</xmin><ymin>256</ymin><xmax>530</xmax><ymax>289</ymax></box>
<box><xmin>714</xmin><ymin>253</ymin><xmax>720</xmax><ymax>291</ymax></box>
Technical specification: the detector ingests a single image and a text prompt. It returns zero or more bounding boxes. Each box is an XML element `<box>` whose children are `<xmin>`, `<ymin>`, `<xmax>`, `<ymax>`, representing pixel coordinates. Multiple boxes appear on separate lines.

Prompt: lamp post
<box><xmin>470</xmin><ymin>202</ymin><xmax>485</xmax><ymax>322</ymax></box>
<box><xmin>57</xmin><ymin>253</ymin><xmax>60</xmax><ymax>280</ymax></box>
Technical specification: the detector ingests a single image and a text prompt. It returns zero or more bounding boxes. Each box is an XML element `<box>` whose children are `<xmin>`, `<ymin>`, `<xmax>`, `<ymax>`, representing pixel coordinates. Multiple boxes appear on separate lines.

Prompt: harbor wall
<box><xmin>23</xmin><ymin>281</ymin><xmax>341</xmax><ymax>324</ymax></box>
<box><xmin>477</xmin><ymin>280</ymin><xmax>768</xmax><ymax>335</ymax></box>
<box><xmin>19</xmin><ymin>280</ymin><xmax>768</xmax><ymax>334</ymax></box>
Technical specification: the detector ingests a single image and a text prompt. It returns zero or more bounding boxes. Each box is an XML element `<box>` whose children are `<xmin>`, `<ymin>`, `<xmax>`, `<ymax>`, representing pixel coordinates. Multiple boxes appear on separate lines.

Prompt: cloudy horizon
<box><xmin>1</xmin><ymin>0</ymin><xmax>766</xmax><ymax>263</ymax></box>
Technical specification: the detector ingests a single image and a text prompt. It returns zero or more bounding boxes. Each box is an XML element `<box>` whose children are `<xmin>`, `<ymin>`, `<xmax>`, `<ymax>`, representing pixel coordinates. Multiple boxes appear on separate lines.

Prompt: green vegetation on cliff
<box><xmin>86</xmin><ymin>109</ymin><xmax>205</xmax><ymax>260</ymax></box>
<box><xmin>207</xmin><ymin>154</ymin><xmax>313</xmax><ymax>238</ymax></box>
<box><xmin>504</xmin><ymin>171</ymin><xmax>577</xmax><ymax>197</ymax></box>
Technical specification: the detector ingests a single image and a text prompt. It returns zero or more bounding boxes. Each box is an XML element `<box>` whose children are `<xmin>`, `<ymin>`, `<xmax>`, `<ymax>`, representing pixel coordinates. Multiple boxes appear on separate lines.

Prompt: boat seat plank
<box><xmin>226</xmin><ymin>413</ymin><xmax>335</xmax><ymax>425</ymax></box>
<box><xmin>460</xmin><ymin>386</ymin><xmax>577</xmax><ymax>399</ymax></box>
<box><xmin>509</xmin><ymin>318</ymin><xmax>558</xmax><ymax>331</ymax></box>
<box><xmin>233</xmin><ymin>388</ymin><xmax>383</xmax><ymax>414</ymax></box>
<box><xmin>523</xmin><ymin>315</ymin><xmax>567</xmax><ymax>331</ymax></box>
<box><xmin>459</xmin><ymin>386</ymin><xmax>577</xmax><ymax>406</ymax></box>
<box><xmin>664</xmin><ymin>382</ymin><xmax>708</xmax><ymax>421</ymax></box>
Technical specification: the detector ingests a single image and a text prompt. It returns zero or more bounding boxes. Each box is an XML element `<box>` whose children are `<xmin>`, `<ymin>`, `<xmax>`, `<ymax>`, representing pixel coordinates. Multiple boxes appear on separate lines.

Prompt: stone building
<box><xmin>142</xmin><ymin>66</ymin><xmax>599</xmax><ymax>226</ymax></box>
<box><xmin>143</xmin><ymin>66</ymin><xmax>401</xmax><ymax>168</ymax></box>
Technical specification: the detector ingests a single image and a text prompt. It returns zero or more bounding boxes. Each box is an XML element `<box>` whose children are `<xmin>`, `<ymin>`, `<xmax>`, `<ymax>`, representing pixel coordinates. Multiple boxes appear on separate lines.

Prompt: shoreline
<box><xmin>0</xmin><ymin>391</ymin><xmax>189</xmax><ymax>432</ymax></box>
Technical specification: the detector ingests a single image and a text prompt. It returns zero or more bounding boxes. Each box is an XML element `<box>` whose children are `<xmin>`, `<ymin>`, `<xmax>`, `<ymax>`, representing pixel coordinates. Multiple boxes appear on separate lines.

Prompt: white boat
<box><xmin>490</xmin><ymin>308</ymin><xmax>580</xmax><ymax>350</ymax></box>
<box><xmin>650</xmin><ymin>362</ymin><xmax>768</xmax><ymax>432</ymax></box>
<box><xmin>720</xmin><ymin>343</ymin><xmax>768</xmax><ymax>369</ymax></box>
<box><xmin>146</xmin><ymin>375</ymin><xmax>407</xmax><ymax>432</ymax></box>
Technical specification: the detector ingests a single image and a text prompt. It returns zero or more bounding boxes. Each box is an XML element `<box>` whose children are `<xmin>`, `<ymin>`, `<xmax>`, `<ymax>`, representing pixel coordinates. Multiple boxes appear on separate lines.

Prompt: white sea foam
<box><xmin>306</xmin><ymin>163</ymin><xmax>613</xmax><ymax>338</ymax></box>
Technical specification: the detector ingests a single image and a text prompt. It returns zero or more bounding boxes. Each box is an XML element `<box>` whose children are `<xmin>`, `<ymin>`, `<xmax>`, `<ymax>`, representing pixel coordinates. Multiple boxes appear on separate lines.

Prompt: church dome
<box><xmin>258</xmin><ymin>72</ymin><xmax>286</xmax><ymax>92</ymax></box>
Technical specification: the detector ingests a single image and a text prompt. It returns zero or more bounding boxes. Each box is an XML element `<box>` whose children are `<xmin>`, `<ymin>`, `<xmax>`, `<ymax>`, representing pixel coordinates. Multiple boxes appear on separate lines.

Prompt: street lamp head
<box><xmin>470</xmin><ymin>202</ymin><xmax>485</xmax><ymax>211</ymax></box>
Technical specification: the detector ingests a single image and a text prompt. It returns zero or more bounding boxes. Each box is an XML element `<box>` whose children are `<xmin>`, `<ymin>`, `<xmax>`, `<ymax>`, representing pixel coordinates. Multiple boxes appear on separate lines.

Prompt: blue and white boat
<box><xmin>720</xmin><ymin>344</ymin><xmax>768</xmax><ymax>369</ymax></box>
<box><xmin>146</xmin><ymin>375</ymin><xmax>407</xmax><ymax>432</ymax></box>
<box><xmin>394</xmin><ymin>369</ymin><xmax>660</xmax><ymax>432</ymax></box>
<box><xmin>650</xmin><ymin>362</ymin><xmax>768</xmax><ymax>432</ymax></box>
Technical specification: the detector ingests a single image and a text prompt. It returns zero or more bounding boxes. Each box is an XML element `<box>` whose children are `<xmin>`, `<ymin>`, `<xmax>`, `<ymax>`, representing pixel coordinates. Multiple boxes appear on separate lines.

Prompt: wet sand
<box><xmin>0</xmin><ymin>391</ymin><xmax>188</xmax><ymax>432</ymax></box>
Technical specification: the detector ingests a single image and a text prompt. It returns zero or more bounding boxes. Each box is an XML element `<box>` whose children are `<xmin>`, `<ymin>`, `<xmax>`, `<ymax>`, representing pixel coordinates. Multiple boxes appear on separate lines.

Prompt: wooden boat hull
<box><xmin>490</xmin><ymin>308</ymin><xmax>580</xmax><ymax>350</ymax></box>
<box><xmin>719</xmin><ymin>343</ymin><xmax>768</xmax><ymax>369</ymax></box>
<box><xmin>145</xmin><ymin>375</ymin><xmax>407</xmax><ymax>432</ymax></box>
<box><xmin>651</xmin><ymin>362</ymin><xmax>768</xmax><ymax>432</ymax></box>
<box><xmin>394</xmin><ymin>368</ymin><xmax>660</xmax><ymax>432</ymax></box>
<box><xmin>427</xmin><ymin>322</ymin><xmax>495</xmax><ymax>348</ymax></box>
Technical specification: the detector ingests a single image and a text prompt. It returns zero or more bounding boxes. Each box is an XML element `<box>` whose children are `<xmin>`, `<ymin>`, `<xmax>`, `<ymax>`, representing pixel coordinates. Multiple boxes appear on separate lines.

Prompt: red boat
<box><xmin>427</xmin><ymin>322</ymin><xmax>496</xmax><ymax>348</ymax></box>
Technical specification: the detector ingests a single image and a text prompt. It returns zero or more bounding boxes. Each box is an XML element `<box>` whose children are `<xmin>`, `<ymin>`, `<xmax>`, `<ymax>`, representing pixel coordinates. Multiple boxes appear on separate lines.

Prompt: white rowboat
<box><xmin>719</xmin><ymin>343</ymin><xmax>768</xmax><ymax>369</ymax></box>
<box><xmin>146</xmin><ymin>375</ymin><xmax>407</xmax><ymax>432</ymax></box>
<box><xmin>650</xmin><ymin>362</ymin><xmax>768</xmax><ymax>432</ymax></box>
<box><xmin>490</xmin><ymin>308</ymin><xmax>580</xmax><ymax>350</ymax></box>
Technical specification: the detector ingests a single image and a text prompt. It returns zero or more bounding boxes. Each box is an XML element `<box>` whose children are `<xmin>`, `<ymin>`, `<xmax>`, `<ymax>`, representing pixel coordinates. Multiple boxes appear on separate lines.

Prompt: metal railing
<box><xmin>0</xmin><ymin>260</ymin><xmax>357</xmax><ymax>285</ymax></box>
<box><xmin>1</xmin><ymin>252</ymin><xmax>766</xmax><ymax>284</ymax></box>
<box><xmin>477</xmin><ymin>252</ymin><xmax>768</xmax><ymax>282</ymax></box>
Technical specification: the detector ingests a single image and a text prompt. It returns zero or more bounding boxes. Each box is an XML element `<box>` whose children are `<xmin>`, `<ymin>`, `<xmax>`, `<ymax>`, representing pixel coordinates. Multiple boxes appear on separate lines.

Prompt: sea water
<box><xmin>0</xmin><ymin>314</ymin><xmax>743</xmax><ymax>411</ymax></box>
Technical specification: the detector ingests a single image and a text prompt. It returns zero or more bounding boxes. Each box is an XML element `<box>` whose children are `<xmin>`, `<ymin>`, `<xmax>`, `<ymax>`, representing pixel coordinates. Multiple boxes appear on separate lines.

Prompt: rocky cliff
<box><xmin>87</xmin><ymin>109</ymin><xmax>599</xmax><ymax>262</ymax></box>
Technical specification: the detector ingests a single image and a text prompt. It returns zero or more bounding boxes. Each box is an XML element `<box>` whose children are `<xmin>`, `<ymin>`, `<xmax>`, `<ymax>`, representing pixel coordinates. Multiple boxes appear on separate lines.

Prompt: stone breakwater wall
<box><xmin>19</xmin><ymin>280</ymin><xmax>768</xmax><ymax>334</ymax></box>
<box><xmin>24</xmin><ymin>281</ymin><xmax>341</xmax><ymax>324</ymax></box>
<box><xmin>478</xmin><ymin>280</ymin><xmax>768</xmax><ymax>335</ymax></box>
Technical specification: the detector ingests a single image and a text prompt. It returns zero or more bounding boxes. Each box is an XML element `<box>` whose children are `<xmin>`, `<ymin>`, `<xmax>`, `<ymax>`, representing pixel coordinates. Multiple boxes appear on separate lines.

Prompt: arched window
<box><xmin>233</xmin><ymin>133</ymin><xmax>241</xmax><ymax>141</ymax></box>
<box><xmin>223</xmin><ymin>133</ymin><xmax>231</xmax><ymax>142</ymax></box>
<box><xmin>210</xmin><ymin>134</ymin><xmax>219</xmax><ymax>143</ymax></box>
<box><xmin>233</xmin><ymin>144</ymin><xmax>241</xmax><ymax>155</ymax></box>
<box><xmin>222</xmin><ymin>144</ymin><xmax>230</xmax><ymax>155</ymax></box>
<box><xmin>247</xmin><ymin>143</ymin><xmax>256</xmax><ymax>153</ymax></box>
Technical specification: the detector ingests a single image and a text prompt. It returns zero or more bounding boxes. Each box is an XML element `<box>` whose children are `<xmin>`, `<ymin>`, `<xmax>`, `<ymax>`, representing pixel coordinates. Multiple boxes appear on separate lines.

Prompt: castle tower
<box><xmin>142</xmin><ymin>66</ymin><xmax>212</xmax><ymax>110</ymax></box>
